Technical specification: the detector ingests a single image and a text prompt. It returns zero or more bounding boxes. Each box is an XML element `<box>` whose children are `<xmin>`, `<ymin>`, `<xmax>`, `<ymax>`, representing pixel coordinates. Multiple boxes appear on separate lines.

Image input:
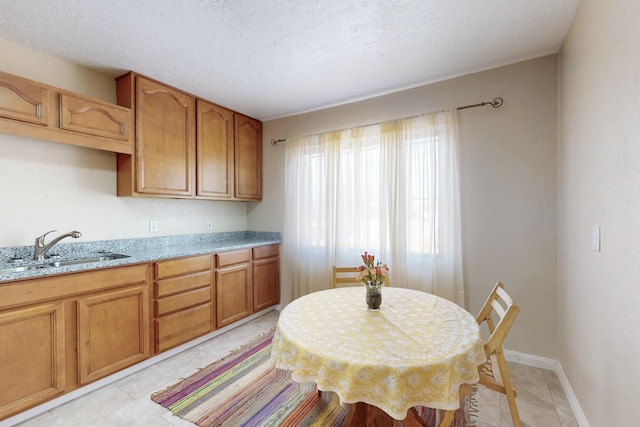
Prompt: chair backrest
<box><xmin>476</xmin><ymin>282</ymin><xmax>519</xmax><ymax>359</ymax></box>
<box><xmin>331</xmin><ymin>266</ymin><xmax>389</xmax><ymax>288</ymax></box>
<box><xmin>476</xmin><ymin>282</ymin><xmax>522</xmax><ymax>426</ymax></box>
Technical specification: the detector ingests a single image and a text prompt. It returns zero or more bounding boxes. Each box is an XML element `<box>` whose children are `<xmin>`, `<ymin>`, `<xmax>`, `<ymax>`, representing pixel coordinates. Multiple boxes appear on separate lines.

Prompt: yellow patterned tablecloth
<box><xmin>271</xmin><ymin>287</ymin><xmax>486</xmax><ymax>420</ymax></box>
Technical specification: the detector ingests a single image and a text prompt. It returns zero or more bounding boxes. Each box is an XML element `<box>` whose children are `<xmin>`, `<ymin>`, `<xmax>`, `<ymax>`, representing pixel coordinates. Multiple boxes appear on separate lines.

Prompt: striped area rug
<box><xmin>151</xmin><ymin>328</ymin><xmax>473</xmax><ymax>426</ymax></box>
<box><xmin>151</xmin><ymin>329</ymin><xmax>349</xmax><ymax>426</ymax></box>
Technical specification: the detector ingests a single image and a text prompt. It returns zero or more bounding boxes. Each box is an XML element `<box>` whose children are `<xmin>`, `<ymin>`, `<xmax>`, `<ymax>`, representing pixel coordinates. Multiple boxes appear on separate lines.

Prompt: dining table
<box><xmin>271</xmin><ymin>286</ymin><xmax>487</xmax><ymax>427</ymax></box>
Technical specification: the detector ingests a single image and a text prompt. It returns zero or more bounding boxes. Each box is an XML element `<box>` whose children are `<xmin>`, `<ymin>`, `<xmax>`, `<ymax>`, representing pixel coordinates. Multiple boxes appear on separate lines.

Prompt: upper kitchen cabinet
<box><xmin>116</xmin><ymin>73</ymin><xmax>195</xmax><ymax>197</ymax></box>
<box><xmin>234</xmin><ymin>113</ymin><xmax>262</xmax><ymax>200</ymax></box>
<box><xmin>59</xmin><ymin>93</ymin><xmax>131</xmax><ymax>142</ymax></box>
<box><xmin>116</xmin><ymin>71</ymin><xmax>262</xmax><ymax>201</ymax></box>
<box><xmin>0</xmin><ymin>71</ymin><xmax>49</xmax><ymax>126</ymax></box>
<box><xmin>0</xmin><ymin>70</ymin><xmax>132</xmax><ymax>154</ymax></box>
<box><xmin>196</xmin><ymin>99</ymin><xmax>234</xmax><ymax>199</ymax></box>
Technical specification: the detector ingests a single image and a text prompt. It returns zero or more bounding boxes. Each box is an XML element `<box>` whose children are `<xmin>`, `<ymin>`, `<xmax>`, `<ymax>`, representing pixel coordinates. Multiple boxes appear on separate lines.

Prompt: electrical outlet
<box><xmin>149</xmin><ymin>220</ymin><xmax>158</xmax><ymax>233</ymax></box>
<box><xmin>206</xmin><ymin>220</ymin><xmax>213</xmax><ymax>231</ymax></box>
<box><xmin>592</xmin><ymin>225</ymin><xmax>600</xmax><ymax>252</ymax></box>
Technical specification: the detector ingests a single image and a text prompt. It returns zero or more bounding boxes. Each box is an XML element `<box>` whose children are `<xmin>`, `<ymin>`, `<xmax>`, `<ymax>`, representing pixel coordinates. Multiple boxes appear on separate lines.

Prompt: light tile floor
<box><xmin>474</xmin><ymin>362</ymin><xmax>579</xmax><ymax>427</ymax></box>
<box><xmin>11</xmin><ymin>311</ymin><xmax>578</xmax><ymax>427</ymax></box>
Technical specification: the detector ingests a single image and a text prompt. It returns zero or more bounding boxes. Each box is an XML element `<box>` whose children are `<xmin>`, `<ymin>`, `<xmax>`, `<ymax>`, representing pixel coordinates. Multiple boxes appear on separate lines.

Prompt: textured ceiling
<box><xmin>0</xmin><ymin>0</ymin><xmax>579</xmax><ymax>120</ymax></box>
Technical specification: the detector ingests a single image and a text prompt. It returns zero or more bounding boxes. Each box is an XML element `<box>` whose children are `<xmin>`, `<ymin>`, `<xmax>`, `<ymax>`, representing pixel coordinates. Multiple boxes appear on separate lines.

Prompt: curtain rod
<box><xmin>457</xmin><ymin>97</ymin><xmax>503</xmax><ymax>110</ymax></box>
<box><xmin>270</xmin><ymin>96</ymin><xmax>504</xmax><ymax>146</ymax></box>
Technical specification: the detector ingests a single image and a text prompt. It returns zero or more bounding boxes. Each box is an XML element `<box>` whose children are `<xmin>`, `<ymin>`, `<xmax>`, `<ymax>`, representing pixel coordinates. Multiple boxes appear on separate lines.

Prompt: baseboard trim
<box><xmin>554</xmin><ymin>361</ymin><xmax>591</xmax><ymax>427</ymax></box>
<box><xmin>504</xmin><ymin>350</ymin><xmax>590</xmax><ymax>427</ymax></box>
<box><xmin>503</xmin><ymin>349</ymin><xmax>557</xmax><ymax>370</ymax></box>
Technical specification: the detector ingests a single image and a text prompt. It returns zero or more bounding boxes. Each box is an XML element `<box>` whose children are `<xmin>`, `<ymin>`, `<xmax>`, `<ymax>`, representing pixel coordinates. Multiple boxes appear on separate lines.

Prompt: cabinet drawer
<box><xmin>155</xmin><ymin>255</ymin><xmax>212</xmax><ymax>279</ymax></box>
<box><xmin>155</xmin><ymin>303</ymin><xmax>212</xmax><ymax>352</ymax></box>
<box><xmin>59</xmin><ymin>93</ymin><xmax>132</xmax><ymax>142</ymax></box>
<box><xmin>253</xmin><ymin>245</ymin><xmax>279</xmax><ymax>260</ymax></box>
<box><xmin>154</xmin><ymin>270</ymin><xmax>211</xmax><ymax>297</ymax></box>
<box><xmin>216</xmin><ymin>249</ymin><xmax>251</xmax><ymax>267</ymax></box>
<box><xmin>155</xmin><ymin>286</ymin><xmax>211</xmax><ymax>317</ymax></box>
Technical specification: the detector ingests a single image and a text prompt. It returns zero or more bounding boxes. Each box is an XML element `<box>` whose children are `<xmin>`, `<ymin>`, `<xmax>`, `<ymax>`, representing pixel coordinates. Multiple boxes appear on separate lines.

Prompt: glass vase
<box><xmin>365</xmin><ymin>281</ymin><xmax>383</xmax><ymax>310</ymax></box>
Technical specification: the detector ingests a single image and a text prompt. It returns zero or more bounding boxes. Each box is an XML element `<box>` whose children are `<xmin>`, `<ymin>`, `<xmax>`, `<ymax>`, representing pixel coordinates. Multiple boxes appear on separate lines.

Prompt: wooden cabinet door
<box><xmin>252</xmin><ymin>245</ymin><xmax>280</xmax><ymax>312</ymax></box>
<box><xmin>77</xmin><ymin>285</ymin><xmax>149</xmax><ymax>385</ymax></box>
<box><xmin>215</xmin><ymin>263</ymin><xmax>252</xmax><ymax>328</ymax></box>
<box><xmin>59</xmin><ymin>93</ymin><xmax>132</xmax><ymax>142</ymax></box>
<box><xmin>252</xmin><ymin>256</ymin><xmax>280</xmax><ymax>311</ymax></box>
<box><xmin>196</xmin><ymin>99</ymin><xmax>234</xmax><ymax>198</ymax></box>
<box><xmin>0</xmin><ymin>303</ymin><xmax>65</xmax><ymax>420</ymax></box>
<box><xmin>135</xmin><ymin>76</ymin><xmax>195</xmax><ymax>196</ymax></box>
<box><xmin>0</xmin><ymin>72</ymin><xmax>49</xmax><ymax>126</ymax></box>
<box><xmin>234</xmin><ymin>113</ymin><xmax>262</xmax><ymax>200</ymax></box>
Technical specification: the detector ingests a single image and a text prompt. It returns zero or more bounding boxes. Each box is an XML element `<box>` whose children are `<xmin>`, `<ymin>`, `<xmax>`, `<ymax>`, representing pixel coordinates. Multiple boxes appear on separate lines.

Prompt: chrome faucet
<box><xmin>34</xmin><ymin>230</ymin><xmax>82</xmax><ymax>261</ymax></box>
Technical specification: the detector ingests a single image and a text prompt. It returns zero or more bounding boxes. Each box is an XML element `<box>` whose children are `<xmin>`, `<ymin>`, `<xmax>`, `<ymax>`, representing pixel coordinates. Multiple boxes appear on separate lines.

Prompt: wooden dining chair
<box><xmin>475</xmin><ymin>282</ymin><xmax>521</xmax><ymax>427</ymax></box>
<box><xmin>331</xmin><ymin>266</ymin><xmax>389</xmax><ymax>288</ymax></box>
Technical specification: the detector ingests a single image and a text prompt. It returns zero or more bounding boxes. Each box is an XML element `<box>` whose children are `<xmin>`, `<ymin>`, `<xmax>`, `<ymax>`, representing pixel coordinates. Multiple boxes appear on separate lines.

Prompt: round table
<box><xmin>271</xmin><ymin>287</ymin><xmax>486</xmax><ymax>423</ymax></box>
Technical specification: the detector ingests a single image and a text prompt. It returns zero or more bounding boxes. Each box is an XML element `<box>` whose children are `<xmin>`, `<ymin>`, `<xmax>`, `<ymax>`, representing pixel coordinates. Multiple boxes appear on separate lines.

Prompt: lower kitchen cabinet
<box><xmin>214</xmin><ymin>245</ymin><xmax>280</xmax><ymax>327</ymax></box>
<box><xmin>215</xmin><ymin>249</ymin><xmax>252</xmax><ymax>328</ymax></box>
<box><xmin>77</xmin><ymin>284</ymin><xmax>149</xmax><ymax>385</ymax></box>
<box><xmin>0</xmin><ymin>302</ymin><xmax>65</xmax><ymax>420</ymax></box>
<box><xmin>252</xmin><ymin>245</ymin><xmax>280</xmax><ymax>311</ymax></box>
<box><xmin>153</xmin><ymin>255</ymin><xmax>213</xmax><ymax>353</ymax></box>
<box><xmin>0</xmin><ymin>264</ymin><xmax>150</xmax><ymax>420</ymax></box>
<box><xmin>0</xmin><ymin>243</ymin><xmax>280</xmax><ymax>422</ymax></box>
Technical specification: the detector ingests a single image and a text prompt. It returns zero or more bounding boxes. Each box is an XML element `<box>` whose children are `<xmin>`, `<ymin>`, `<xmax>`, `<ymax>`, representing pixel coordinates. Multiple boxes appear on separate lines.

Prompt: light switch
<box><xmin>592</xmin><ymin>225</ymin><xmax>600</xmax><ymax>252</ymax></box>
<box><xmin>149</xmin><ymin>220</ymin><xmax>158</xmax><ymax>233</ymax></box>
<box><xmin>206</xmin><ymin>220</ymin><xmax>213</xmax><ymax>230</ymax></box>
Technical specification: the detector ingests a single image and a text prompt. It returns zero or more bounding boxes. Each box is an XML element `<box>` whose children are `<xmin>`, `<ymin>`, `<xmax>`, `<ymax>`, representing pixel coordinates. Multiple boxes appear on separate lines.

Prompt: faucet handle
<box><xmin>37</xmin><ymin>229</ymin><xmax>58</xmax><ymax>245</ymax></box>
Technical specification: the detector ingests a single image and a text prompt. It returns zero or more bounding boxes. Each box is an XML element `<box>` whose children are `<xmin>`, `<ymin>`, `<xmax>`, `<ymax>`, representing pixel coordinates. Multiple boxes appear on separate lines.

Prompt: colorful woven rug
<box><xmin>151</xmin><ymin>328</ymin><xmax>474</xmax><ymax>426</ymax></box>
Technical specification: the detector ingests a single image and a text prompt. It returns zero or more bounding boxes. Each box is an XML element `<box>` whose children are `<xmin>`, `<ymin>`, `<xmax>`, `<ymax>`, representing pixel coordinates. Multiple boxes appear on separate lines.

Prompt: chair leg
<box><xmin>438</xmin><ymin>410</ymin><xmax>455</xmax><ymax>427</ymax></box>
<box><xmin>438</xmin><ymin>383</ymin><xmax>473</xmax><ymax>427</ymax></box>
<box><xmin>495</xmin><ymin>353</ymin><xmax>521</xmax><ymax>427</ymax></box>
<box><xmin>504</xmin><ymin>385</ymin><xmax>521</xmax><ymax>427</ymax></box>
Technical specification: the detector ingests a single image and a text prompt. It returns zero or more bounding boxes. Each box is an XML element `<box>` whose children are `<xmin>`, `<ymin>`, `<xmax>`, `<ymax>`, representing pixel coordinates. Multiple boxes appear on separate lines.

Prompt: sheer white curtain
<box><xmin>283</xmin><ymin>109</ymin><xmax>464</xmax><ymax>304</ymax></box>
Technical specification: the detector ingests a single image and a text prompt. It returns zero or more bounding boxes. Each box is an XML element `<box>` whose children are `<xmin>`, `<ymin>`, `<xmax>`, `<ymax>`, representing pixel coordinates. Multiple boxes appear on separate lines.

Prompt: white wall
<box><xmin>558</xmin><ymin>0</ymin><xmax>640</xmax><ymax>425</ymax></box>
<box><xmin>252</xmin><ymin>55</ymin><xmax>558</xmax><ymax>358</ymax></box>
<box><xmin>0</xmin><ymin>39</ymin><xmax>248</xmax><ymax>247</ymax></box>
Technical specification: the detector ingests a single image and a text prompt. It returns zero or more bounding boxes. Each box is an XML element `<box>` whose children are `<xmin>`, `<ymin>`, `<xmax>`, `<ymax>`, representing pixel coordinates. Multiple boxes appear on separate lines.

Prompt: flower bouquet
<box><xmin>357</xmin><ymin>251</ymin><xmax>389</xmax><ymax>286</ymax></box>
<box><xmin>357</xmin><ymin>252</ymin><xmax>389</xmax><ymax>310</ymax></box>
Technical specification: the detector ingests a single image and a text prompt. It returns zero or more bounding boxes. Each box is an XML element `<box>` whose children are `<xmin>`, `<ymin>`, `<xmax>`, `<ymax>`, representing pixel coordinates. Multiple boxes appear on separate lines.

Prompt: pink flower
<box><xmin>356</xmin><ymin>252</ymin><xmax>389</xmax><ymax>285</ymax></box>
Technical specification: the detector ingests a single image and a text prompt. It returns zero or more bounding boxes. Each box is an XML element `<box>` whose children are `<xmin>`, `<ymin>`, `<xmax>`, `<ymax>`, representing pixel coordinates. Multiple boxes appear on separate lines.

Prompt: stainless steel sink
<box><xmin>0</xmin><ymin>264</ymin><xmax>51</xmax><ymax>274</ymax></box>
<box><xmin>48</xmin><ymin>254</ymin><xmax>130</xmax><ymax>267</ymax></box>
<box><xmin>0</xmin><ymin>254</ymin><xmax>130</xmax><ymax>275</ymax></box>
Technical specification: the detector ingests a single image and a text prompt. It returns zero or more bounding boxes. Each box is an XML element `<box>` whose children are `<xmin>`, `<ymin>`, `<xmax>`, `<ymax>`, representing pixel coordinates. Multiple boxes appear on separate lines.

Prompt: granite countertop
<box><xmin>0</xmin><ymin>231</ymin><xmax>281</xmax><ymax>283</ymax></box>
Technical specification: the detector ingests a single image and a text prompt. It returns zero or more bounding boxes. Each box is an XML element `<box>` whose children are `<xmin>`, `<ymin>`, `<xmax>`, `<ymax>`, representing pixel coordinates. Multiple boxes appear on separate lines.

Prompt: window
<box><xmin>283</xmin><ymin>109</ymin><xmax>463</xmax><ymax>303</ymax></box>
